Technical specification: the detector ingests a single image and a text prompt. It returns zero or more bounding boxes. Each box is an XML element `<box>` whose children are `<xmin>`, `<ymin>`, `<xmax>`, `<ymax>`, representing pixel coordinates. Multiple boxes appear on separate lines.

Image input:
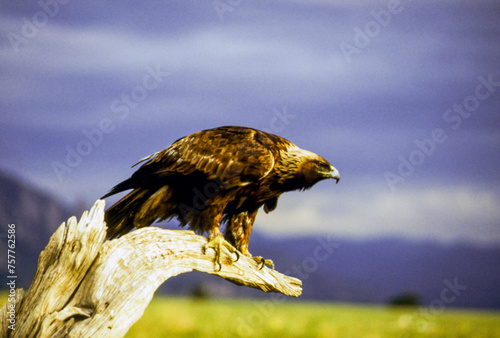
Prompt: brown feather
<box><xmin>102</xmin><ymin>126</ymin><xmax>339</xmax><ymax>256</ymax></box>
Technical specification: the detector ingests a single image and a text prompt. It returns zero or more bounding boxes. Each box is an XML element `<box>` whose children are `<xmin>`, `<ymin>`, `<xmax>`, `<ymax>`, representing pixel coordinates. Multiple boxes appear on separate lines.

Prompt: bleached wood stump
<box><xmin>0</xmin><ymin>200</ymin><xmax>302</xmax><ymax>337</ymax></box>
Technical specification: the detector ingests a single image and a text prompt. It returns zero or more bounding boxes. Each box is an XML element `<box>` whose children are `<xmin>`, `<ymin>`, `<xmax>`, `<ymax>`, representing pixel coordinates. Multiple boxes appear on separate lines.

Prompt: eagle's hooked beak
<box><xmin>329</xmin><ymin>166</ymin><xmax>340</xmax><ymax>183</ymax></box>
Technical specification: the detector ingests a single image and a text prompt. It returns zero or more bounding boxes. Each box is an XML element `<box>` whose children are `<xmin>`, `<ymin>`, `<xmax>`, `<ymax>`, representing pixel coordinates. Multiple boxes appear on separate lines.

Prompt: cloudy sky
<box><xmin>1</xmin><ymin>1</ymin><xmax>499</xmax><ymax>245</ymax></box>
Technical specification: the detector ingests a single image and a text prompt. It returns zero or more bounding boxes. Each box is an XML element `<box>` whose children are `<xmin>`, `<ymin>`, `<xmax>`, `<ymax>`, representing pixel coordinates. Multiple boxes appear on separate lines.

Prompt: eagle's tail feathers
<box><xmin>105</xmin><ymin>186</ymin><xmax>174</xmax><ymax>238</ymax></box>
<box><xmin>101</xmin><ymin>177</ymin><xmax>135</xmax><ymax>199</ymax></box>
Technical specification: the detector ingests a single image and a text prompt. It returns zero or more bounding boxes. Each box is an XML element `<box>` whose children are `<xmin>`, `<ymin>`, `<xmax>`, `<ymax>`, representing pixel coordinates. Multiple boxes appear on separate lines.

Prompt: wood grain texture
<box><xmin>0</xmin><ymin>200</ymin><xmax>301</xmax><ymax>338</ymax></box>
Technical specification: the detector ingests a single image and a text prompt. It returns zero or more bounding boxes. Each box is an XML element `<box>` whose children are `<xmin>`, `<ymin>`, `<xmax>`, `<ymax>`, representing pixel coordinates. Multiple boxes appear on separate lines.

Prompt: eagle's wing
<box><xmin>134</xmin><ymin>127</ymin><xmax>276</xmax><ymax>189</ymax></box>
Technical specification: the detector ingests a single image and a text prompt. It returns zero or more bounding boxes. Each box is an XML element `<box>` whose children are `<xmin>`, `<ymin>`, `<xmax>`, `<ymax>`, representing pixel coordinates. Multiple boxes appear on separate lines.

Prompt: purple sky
<box><xmin>1</xmin><ymin>1</ymin><xmax>499</xmax><ymax>244</ymax></box>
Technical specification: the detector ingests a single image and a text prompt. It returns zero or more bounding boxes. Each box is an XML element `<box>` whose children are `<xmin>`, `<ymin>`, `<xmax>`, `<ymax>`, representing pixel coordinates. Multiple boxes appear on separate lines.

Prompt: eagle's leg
<box><xmin>203</xmin><ymin>228</ymin><xmax>240</xmax><ymax>271</ymax></box>
<box><xmin>225</xmin><ymin>211</ymin><xmax>274</xmax><ymax>270</ymax></box>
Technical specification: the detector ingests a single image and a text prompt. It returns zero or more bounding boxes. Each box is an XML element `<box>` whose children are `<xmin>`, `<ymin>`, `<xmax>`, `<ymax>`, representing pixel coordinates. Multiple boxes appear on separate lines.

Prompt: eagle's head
<box><xmin>278</xmin><ymin>146</ymin><xmax>340</xmax><ymax>191</ymax></box>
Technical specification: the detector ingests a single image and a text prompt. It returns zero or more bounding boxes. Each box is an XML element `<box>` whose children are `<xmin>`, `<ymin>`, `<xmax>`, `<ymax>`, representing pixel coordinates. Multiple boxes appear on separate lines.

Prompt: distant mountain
<box><xmin>254</xmin><ymin>234</ymin><xmax>500</xmax><ymax>310</ymax></box>
<box><xmin>162</xmin><ymin>232</ymin><xmax>500</xmax><ymax>310</ymax></box>
<box><xmin>1</xmin><ymin>171</ymin><xmax>499</xmax><ymax>310</ymax></box>
<box><xmin>0</xmin><ymin>170</ymin><xmax>77</xmax><ymax>289</ymax></box>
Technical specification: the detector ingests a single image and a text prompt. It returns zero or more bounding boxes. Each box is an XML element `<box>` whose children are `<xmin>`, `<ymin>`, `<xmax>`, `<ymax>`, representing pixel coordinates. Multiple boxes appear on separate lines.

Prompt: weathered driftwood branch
<box><xmin>1</xmin><ymin>200</ymin><xmax>301</xmax><ymax>337</ymax></box>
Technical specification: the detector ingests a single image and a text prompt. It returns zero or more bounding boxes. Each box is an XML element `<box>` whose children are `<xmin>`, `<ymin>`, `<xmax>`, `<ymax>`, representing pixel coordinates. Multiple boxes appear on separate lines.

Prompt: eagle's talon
<box><xmin>203</xmin><ymin>232</ymin><xmax>239</xmax><ymax>271</ymax></box>
<box><xmin>233</xmin><ymin>250</ymin><xmax>240</xmax><ymax>262</ymax></box>
<box><xmin>252</xmin><ymin>256</ymin><xmax>274</xmax><ymax>270</ymax></box>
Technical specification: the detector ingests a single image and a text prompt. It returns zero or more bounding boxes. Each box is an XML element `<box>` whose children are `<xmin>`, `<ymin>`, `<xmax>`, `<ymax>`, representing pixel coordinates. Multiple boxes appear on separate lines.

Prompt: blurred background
<box><xmin>1</xmin><ymin>0</ymin><xmax>499</xmax><ymax>326</ymax></box>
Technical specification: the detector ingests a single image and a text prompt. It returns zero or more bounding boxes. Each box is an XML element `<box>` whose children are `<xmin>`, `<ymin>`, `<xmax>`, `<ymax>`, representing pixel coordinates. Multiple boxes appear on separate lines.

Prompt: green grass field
<box><xmin>2</xmin><ymin>292</ymin><xmax>498</xmax><ymax>337</ymax></box>
<box><xmin>125</xmin><ymin>296</ymin><xmax>500</xmax><ymax>338</ymax></box>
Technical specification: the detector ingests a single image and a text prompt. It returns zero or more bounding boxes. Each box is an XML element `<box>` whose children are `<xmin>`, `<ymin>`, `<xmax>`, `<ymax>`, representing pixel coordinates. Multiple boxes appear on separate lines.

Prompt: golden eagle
<box><xmin>102</xmin><ymin>126</ymin><xmax>339</xmax><ymax>269</ymax></box>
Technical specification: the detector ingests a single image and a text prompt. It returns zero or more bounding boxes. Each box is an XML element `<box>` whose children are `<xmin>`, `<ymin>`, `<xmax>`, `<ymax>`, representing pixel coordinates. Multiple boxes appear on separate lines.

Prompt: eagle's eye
<box><xmin>315</xmin><ymin>161</ymin><xmax>330</xmax><ymax>172</ymax></box>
